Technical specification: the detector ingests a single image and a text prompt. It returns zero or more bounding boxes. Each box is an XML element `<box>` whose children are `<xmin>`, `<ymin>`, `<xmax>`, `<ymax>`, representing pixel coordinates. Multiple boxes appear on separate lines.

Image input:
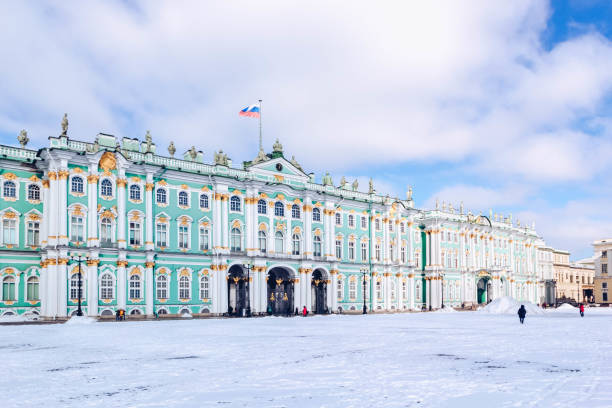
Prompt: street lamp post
<box><xmin>70</xmin><ymin>253</ymin><xmax>88</xmax><ymax>317</ymax></box>
<box><xmin>243</xmin><ymin>262</ymin><xmax>253</xmax><ymax>317</ymax></box>
<box><xmin>441</xmin><ymin>273</ymin><xmax>445</xmax><ymax>310</ymax></box>
<box><xmin>360</xmin><ymin>266</ymin><xmax>369</xmax><ymax>314</ymax></box>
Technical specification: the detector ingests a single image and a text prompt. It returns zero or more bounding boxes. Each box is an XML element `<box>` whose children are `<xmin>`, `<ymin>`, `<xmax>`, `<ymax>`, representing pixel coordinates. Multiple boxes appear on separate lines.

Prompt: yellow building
<box><xmin>553</xmin><ymin>250</ymin><xmax>594</xmax><ymax>303</ymax></box>
<box><xmin>593</xmin><ymin>239</ymin><xmax>612</xmax><ymax>304</ymax></box>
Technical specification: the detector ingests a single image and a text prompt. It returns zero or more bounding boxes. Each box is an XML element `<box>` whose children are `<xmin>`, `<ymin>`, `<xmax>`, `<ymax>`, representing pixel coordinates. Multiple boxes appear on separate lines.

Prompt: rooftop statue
<box><xmin>322</xmin><ymin>172</ymin><xmax>333</xmax><ymax>186</ymax></box>
<box><xmin>339</xmin><ymin>176</ymin><xmax>347</xmax><ymax>189</ymax></box>
<box><xmin>435</xmin><ymin>198</ymin><xmax>439</xmax><ymax>210</ymax></box>
<box><xmin>17</xmin><ymin>130</ymin><xmax>29</xmax><ymax>148</ymax></box>
<box><xmin>214</xmin><ymin>150</ymin><xmax>229</xmax><ymax>166</ymax></box>
<box><xmin>252</xmin><ymin>149</ymin><xmax>269</xmax><ymax>164</ymax></box>
<box><xmin>61</xmin><ymin>113</ymin><xmax>68</xmax><ymax>136</ymax></box>
<box><xmin>188</xmin><ymin>146</ymin><xmax>198</xmax><ymax>160</ymax></box>
<box><xmin>368</xmin><ymin>178</ymin><xmax>375</xmax><ymax>194</ymax></box>
<box><xmin>449</xmin><ymin>203</ymin><xmax>454</xmax><ymax>213</ymax></box>
<box><xmin>168</xmin><ymin>141</ymin><xmax>176</xmax><ymax>157</ymax></box>
<box><xmin>442</xmin><ymin>201</ymin><xmax>446</xmax><ymax>211</ymax></box>
<box><xmin>406</xmin><ymin>185</ymin><xmax>413</xmax><ymax>201</ymax></box>
<box><xmin>144</xmin><ymin>130</ymin><xmax>153</xmax><ymax>153</ymax></box>
<box><xmin>352</xmin><ymin>179</ymin><xmax>359</xmax><ymax>191</ymax></box>
<box><xmin>290</xmin><ymin>155</ymin><xmax>303</xmax><ymax>171</ymax></box>
<box><xmin>273</xmin><ymin>138</ymin><xmax>283</xmax><ymax>153</ymax></box>
<box><xmin>460</xmin><ymin>201</ymin><xmax>464</xmax><ymax>214</ymax></box>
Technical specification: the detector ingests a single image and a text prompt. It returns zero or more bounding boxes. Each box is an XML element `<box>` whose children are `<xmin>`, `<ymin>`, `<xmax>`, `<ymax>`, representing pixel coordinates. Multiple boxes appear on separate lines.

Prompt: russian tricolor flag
<box><xmin>239</xmin><ymin>104</ymin><xmax>261</xmax><ymax>118</ymax></box>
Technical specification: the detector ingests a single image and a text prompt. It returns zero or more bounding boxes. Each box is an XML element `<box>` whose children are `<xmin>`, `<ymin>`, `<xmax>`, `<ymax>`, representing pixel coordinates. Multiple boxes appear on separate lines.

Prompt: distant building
<box><xmin>553</xmin><ymin>249</ymin><xmax>594</xmax><ymax>303</ymax></box>
<box><xmin>593</xmin><ymin>239</ymin><xmax>612</xmax><ymax>304</ymax></box>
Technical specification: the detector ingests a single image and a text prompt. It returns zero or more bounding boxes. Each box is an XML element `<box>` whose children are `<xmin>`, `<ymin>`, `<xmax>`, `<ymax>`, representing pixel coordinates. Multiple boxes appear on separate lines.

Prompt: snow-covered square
<box><xmin>2</xmin><ymin>303</ymin><xmax>612</xmax><ymax>408</ymax></box>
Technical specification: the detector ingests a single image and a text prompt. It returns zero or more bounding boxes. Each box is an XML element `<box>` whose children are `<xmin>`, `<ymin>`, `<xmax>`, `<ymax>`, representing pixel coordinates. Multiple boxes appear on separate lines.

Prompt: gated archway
<box><xmin>477</xmin><ymin>277</ymin><xmax>491</xmax><ymax>304</ymax></box>
<box><xmin>267</xmin><ymin>267</ymin><xmax>294</xmax><ymax>315</ymax></box>
<box><xmin>311</xmin><ymin>269</ymin><xmax>328</xmax><ymax>314</ymax></box>
<box><xmin>228</xmin><ymin>265</ymin><xmax>248</xmax><ymax>316</ymax></box>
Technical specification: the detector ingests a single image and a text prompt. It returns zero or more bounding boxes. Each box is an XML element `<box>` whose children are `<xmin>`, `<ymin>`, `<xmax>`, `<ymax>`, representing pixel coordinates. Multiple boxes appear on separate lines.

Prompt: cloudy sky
<box><xmin>1</xmin><ymin>1</ymin><xmax>611</xmax><ymax>259</ymax></box>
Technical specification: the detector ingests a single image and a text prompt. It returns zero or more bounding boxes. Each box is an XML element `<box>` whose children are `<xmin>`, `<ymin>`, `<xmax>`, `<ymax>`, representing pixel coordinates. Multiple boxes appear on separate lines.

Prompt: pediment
<box><xmin>248</xmin><ymin>157</ymin><xmax>308</xmax><ymax>180</ymax></box>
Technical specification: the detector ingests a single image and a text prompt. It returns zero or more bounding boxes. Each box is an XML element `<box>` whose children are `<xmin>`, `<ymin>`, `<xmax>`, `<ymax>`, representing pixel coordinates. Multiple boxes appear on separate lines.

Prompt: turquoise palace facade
<box><xmin>0</xmin><ymin>124</ymin><xmax>546</xmax><ymax>319</ymax></box>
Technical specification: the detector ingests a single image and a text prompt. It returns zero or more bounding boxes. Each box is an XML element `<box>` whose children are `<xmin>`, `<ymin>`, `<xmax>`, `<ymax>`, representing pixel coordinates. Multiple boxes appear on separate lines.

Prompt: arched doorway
<box><xmin>311</xmin><ymin>269</ymin><xmax>328</xmax><ymax>314</ymax></box>
<box><xmin>228</xmin><ymin>265</ymin><xmax>248</xmax><ymax>316</ymax></box>
<box><xmin>267</xmin><ymin>267</ymin><xmax>294</xmax><ymax>315</ymax></box>
<box><xmin>477</xmin><ymin>277</ymin><xmax>491</xmax><ymax>304</ymax></box>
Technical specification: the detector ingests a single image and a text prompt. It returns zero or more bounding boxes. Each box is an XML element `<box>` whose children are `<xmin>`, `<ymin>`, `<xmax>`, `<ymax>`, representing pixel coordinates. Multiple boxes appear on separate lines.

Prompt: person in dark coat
<box><xmin>517</xmin><ymin>305</ymin><xmax>526</xmax><ymax>324</ymax></box>
<box><xmin>579</xmin><ymin>303</ymin><xmax>585</xmax><ymax>317</ymax></box>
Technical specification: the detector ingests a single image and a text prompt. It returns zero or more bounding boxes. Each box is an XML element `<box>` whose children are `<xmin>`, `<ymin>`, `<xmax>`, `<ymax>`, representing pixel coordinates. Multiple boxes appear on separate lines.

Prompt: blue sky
<box><xmin>1</xmin><ymin>1</ymin><xmax>611</xmax><ymax>259</ymax></box>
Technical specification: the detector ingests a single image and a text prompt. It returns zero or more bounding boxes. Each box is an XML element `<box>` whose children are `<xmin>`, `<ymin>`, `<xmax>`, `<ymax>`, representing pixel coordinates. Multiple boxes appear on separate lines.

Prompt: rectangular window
<box><xmin>178</xmin><ymin>225</ymin><xmax>189</xmax><ymax>249</ymax></box>
<box><xmin>337</xmin><ymin>279</ymin><xmax>343</xmax><ymax>300</ymax></box>
<box><xmin>156</xmin><ymin>223</ymin><xmax>167</xmax><ymax>247</ymax></box>
<box><xmin>199</xmin><ymin>227</ymin><xmax>209</xmax><ymax>250</ymax></box>
<box><xmin>348</xmin><ymin>241</ymin><xmax>355</xmax><ymax>260</ymax></box>
<box><xmin>375</xmin><ymin>244</ymin><xmax>381</xmax><ymax>262</ymax></box>
<box><xmin>27</xmin><ymin>221</ymin><xmax>40</xmax><ymax>246</ymax></box>
<box><xmin>335</xmin><ymin>239</ymin><xmax>342</xmax><ymax>259</ymax></box>
<box><xmin>129</xmin><ymin>222</ymin><xmax>141</xmax><ymax>246</ymax></box>
<box><xmin>348</xmin><ymin>216</ymin><xmax>355</xmax><ymax>228</ymax></box>
<box><xmin>70</xmin><ymin>216</ymin><xmax>84</xmax><ymax>243</ymax></box>
<box><xmin>604</xmin><ymin>293</ymin><xmax>608</xmax><ymax>302</ymax></box>
<box><xmin>361</xmin><ymin>216</ymin><xmax>367</xmax><ymax>229</ymax></box>
<box><xmin>401</xmin><ymin>246</ymin><xmax>406</xmax><ymax>263</ymax></box>
<box><xmin>200</xmin><ymin>278</ymin><xmax>209</xmax><ymax>299</ymax></box>
<box><xmin>603</xmin><ymin>264</ymin><xmax>608</xmax><ymax>274</ymax></box>
<box><xmin>349</xmin><ymin>280</ymin><xmax>356</xmax><ymax>300</ymax></box>
<box><xmin>156</xmin><ymin>279</ymin><xmax>167</xmax><ymax>299</ymax></box>
<box><xmin>2</xmin><ymin>219</ymin><xmax>16</xmax><ymax>245</ymax></box>
<box><xmin>361</xmin><ymin>242</ymin><xmax>367</xmax><ymax>261</ymax></box>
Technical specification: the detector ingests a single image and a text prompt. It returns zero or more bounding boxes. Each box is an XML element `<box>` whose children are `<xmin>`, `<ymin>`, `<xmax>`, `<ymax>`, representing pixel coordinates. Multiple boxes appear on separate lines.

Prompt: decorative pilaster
<box><xmin>57</xmin><ymin>255</ymin><xmax>68</xmax><ymax>317</ymax></box>
<box><xmin>117</xmin><ymin>255</ymin><xmax>127</xmax><ymax>310</ymax></box>
<box><xmin>58</xmin><ymin>168</ymin><xmax>69</xmax><ymax>245</ymax></box>
<box><xmin>87</xmin><ymin>258</ymin><xmax>99</xmax><ymax>316</ymax></box>
<box><xmin>116</xmin><ymin>176</ymin><xmax>127</xmax><ymax>249</ymax></box>
<box><xmin>145</xmin><ymin>177</ymin><xmax>154</xmax><ymax>251</ymax></box>
<box><xmin>87</xmin><ymin>170</ymin><xmax>99</xmax><ymax>247</ymax></box>
<box><xmin>145</xmin><ymin>257</ymin><xmax>154</xmax><ymax>316</ymax></box>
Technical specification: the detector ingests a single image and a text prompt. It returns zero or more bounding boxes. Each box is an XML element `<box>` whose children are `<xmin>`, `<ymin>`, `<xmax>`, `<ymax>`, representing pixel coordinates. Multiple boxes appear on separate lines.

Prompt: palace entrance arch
<box><xmin>228</xmin><ymin>265</ymin><xmax>248</xmax><ymax>316</ymax></box>
<box><xmin>311</xmin><ymin>269</ymin><xmax>328</xmax><ymax>314</ymax></box>
<box><xmin>476</xmin><ymin>276</ymin><xmax>492</xmax><ymax>304</ymax></box>
<box><xmin>267</xmin><ymin>267</ymin><xmax>294</xmax><ymax>315</ymax></box>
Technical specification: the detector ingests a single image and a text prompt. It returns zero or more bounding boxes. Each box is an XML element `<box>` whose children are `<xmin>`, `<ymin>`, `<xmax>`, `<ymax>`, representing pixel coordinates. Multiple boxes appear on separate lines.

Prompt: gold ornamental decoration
<box><xmin>99</xmin><ymin>152</ymin><xmax>117</xmax><ymax>172</ymax></box>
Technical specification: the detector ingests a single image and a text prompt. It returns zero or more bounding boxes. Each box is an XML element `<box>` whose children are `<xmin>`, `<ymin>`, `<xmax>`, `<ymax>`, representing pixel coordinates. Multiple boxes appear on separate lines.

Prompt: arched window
<box><xmin>178</xmin><ymin>191</ymin><xmax>189</xmax><ymax>207</ymax></box>
<box><xmin>275</xmin><ymin>231</ymin><xmax>284</xmax><ymax>253</ymax></box>
<box><xmin>179</xmin><ymin>276</ymin><xmax>190</xmax><ymax>299</ymax></box>
<box><xmin>348</xmin><ymin>214</ymin><xmax>355</xmax><ymax>228</ymax></box>
<box><xmin>376</xmin><ymin>280</ymin><xmax>382</xmax><ymax>300</ymax></box>
<box><xmin>156</xmin><ymin>275</ymin><xmax>168</xmax><ymax>299</ymax></box>
<box><xmin>2</xmin><ymin>275</ymin><xmax>15</xmax><ymax>301</ymax></box>
<box><xmin>70</xmin><ymin>273</ymin><xmax>83</xmax><ymax>299</ymax></box>
<box><xmin>401</xmin><ymin>245</ymin><xmax>406</xmax><ymax>263</ymax></box>
<box><xmin>361</xmin><ymin>241</ymin><xmax>368</xmax><ymax>261</ymax></box>
<box><xmin>274</xmin><ymin>201</ymin><xmax>284</xmax><ymax>217</ymax></box>
<box><xmin>415</xmin><ymin>281</ymin><xmax>422</xmax><ymax>302</ymax></box>
<box><xmin>199</xmin><ymin>226</ymin><xmax>209</xmax><ymax>250</ymax></box>
<box><xmin>100</xmin><ymin>217</ymin><xmax>112</xmax><ymax>243</ymax></box>
<box><xmin>156</xmin><ymin>188</ymin><xmax>167</xmax><ymax>204</ymax></box>
<box><xmin>71</xmin><ymin>176</ymin><xmax>84</xmax><ymax>194</ymax></box>
<box><xmin>100</xmin><ymin>273</ymin><xmax>114</xmax><ymax>300</ymax></box>
<box><xmin>337</xmin><ymin>278</ymin><xmax>344</xmax><ymax>300</ymax></box>
<box><xmin>28</xmin><ymin>184</ymin><xmax>40</xmax><ymax>201</ymax></box>
<box><xmin>291</xmin><ymin>204</ymin><xmax>300</xmax><ymax>219</ymax></box>
<box><xmin>375</xmin><ymin>218</ymin><xmax>381</xmax><ymax>231</ymax></box>
<box><xmin>348</xmin><ymin>241</ymin><xmax>355</xmax><ymax>260</ymax></box>
<box><xmin>3</xmin><ymin>181</ymin><xmax>16</xmax><ymax>198</ymax></box>
<box><xmin>335</xmin><ymin>238</ymin><xmax>342</xmax><ymax>259</ymax></box>
<box><xmin>200</xmin><ymin>275</ymin><xmax>209</xmax><ymax>299</ymax></box>
<box><xmin>230</xmin><ymin>196</ymin><xmax>241</xmax><ymax>212</ymax></box>
<box><xmin>292</xmin><ymin>234</ymin><xmax>301</xmax><ymax>255</ymax></box>
<box><xmin>390</xmin><ymin>280</ymin><xmax>396</xmax><ymax>300</ymax></box>
<box><xmin>402</xmin><ymin>281</ymin><xmax>408</xmax><ymax>300</ymax></box>
<box><xmin>258</xmin><ymin>230</ymin><xmax>267</xmax><ymax>253</ymax></box>
<box><xmin>312</xmin><ymin>207</ymin><xmax>321</xmax><ymax>222</ymax></box>
<box><xmin>400</xmin><ymin>222</ymin><xmax>405</xmax><ymax>233</ymax></box>
<box><xmin>230</xmin><ymin>228</ymin><xmax>242</xmax><ymax>251</ymax></box>
<box><xmin>199</xmin><ymin>194</ymin><xmax>208</xmax><ymax>209</ymax></box>
<box><xmin>100</xmin><ymin>179</ymin><xmax>112</xmax><ymax>197</ymax></box>
<box><xmin>129</xmin><ymin>184</ymin><xmax>141</xmax><ymax>201</ymax></box>
<box><xmin>349</xmin><ymin>279</ymin><xmax>357</xmax><ymax>300</ymax></box>
<box><xmin>257</xmin><ymin>199</ymin><xmax>267</xmax><ymax>214</ymax></box>
<box><xmin>129</xmin><ymin>275</ymin><xmax>141</xmax><ymax>299</ymax></box>
<box><xmin>313</xmin><ymin>235</ymin><xmax>322</xmax><ymax>257</ymax></box>
<box><xmin>335</xmin><ymin>212</ymin><xmax>341</xmax><ymax>226</ymax></box>
<box><xmin>27</xmin><ymin>276</ymin><xmax>39</xmax><ymax>300</ymax></box>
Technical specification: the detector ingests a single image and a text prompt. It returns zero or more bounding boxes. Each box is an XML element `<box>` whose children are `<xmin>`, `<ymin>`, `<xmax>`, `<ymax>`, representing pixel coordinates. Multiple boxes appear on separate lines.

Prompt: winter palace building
<box><xmin>0</xmin><ymin>123</ymin><xmax>553</xmax><ymax>319</ymax></box>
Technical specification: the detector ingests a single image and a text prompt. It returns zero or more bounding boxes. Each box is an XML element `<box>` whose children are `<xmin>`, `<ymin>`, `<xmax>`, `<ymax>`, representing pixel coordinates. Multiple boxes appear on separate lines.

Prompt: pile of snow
<box><xmin>435</xmin><ymin>306</ymin><xmax>457</xmax><ymax>313</ymax></box>
<box><xmin>0</xmin><ymin>314</ymin><xmax>30</xmax><ymax>323</ymax></box>
<box><xmin>180</xmin><ymin>313</ymin><xmax>193</xmax><ymax>319</ymax></box>
<box><xmin>554</xmin><ymin>303</ymin><xmax>578</xmax><ymax>311</ymax></box>
<box><xmin>479</xmin><ymin>296</ymin><xmax>544</xmax><ymax>315</ymax></box>
<box><xmin>64</xmin><ymin>316</ymin><xmax>96</xmax><ymax>325</ymax></box>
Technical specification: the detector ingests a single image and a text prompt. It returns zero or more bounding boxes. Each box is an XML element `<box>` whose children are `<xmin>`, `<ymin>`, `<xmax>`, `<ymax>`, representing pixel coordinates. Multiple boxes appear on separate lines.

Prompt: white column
<box><xmin>305</xmin><ymin>269</ymin><xmax>312</xmax><ymax>312</ymax></box>
<box><xmin>48</xmin><ymin>171</ymin><xmax>58</xmax><ymax>247</ymax></box>
<box><xmin>409</xmin><ymin>274</ymin><xmax>415</xmax><ymax>310</ymax></box>
<box><xmin>117</xmin><ymin>255</ymin><xmax>127</xmax><ymax>310</ymax></box>
<box><xmin>304</xmin><ymin>196</ymin><xmax>312</xmax><ymax>258</ymax></box>
<box><xmin>222</xmin><ymin>196</ymin><xmax>229</xmax><ymax>250</ymax></box>
<box><xmin>331</xmin><ymin>270</ymin><xmax>338</xmax><ymax>312</ymax></box>
<box><xmin>371</xmin><ymin>272</ymin><xmax>378</xmax><ymax>311</ymax></box>
<box><xmin>87</xmin><ymin>170</ymin><xmax>99</xmax><ymax>248</ymax></box>
<box><xmin>407</xmin><ymin>220</ymin><xmax>413</xmax><ymax>264</ymax></box>
<box><xmin>384</xmin><ymin>273</ymin><xmax>391</xmax><ymax>310</ymax></box>
<box><xmin>45</xmin><ymin>257</ymin><xmax>58</xmax><ymax>318</ymax></box>
<box><xmin>117</xmin><ymin>175</ymin><xmax>127</xmax><ymax>249</ymax></box>
<box><xmin>260</xmin><ymin>268</ymin><xmax>267</xmax><ymax>313</ymax></box>
<box><xmin>219</xmin><ymin>264</ymin><xmax>228</xmax><ymax>314</ymax></box>
<box><xmin>57</xmin><ymin>258</ymin><xmax>68</xmax><ymax>317</ymax></box>
<box><xmin>40</xmin><ymin>261</ymin><xmax>48</xmax><ymax>316</ymax></box>
<box><xmin>213</xmin><ymin>192</ymin><xmax>222</xmax><ymax>251</ymax></box>
<box><xmin>145</xmin><ymin>257</ymin><xmax>154</xmax><ymax>316</ymax></box>
<box><xmin>87</xmin><ymin>260</ymin><xmax>98</xmax><ymax>317</ymax></box>
<box><xmin>58</xmin><ymin>169</ymin><xmax>68</xmax><ymax>245</ymax></box>
<box><xmin>396</xmin><ymin>274</ymin><xmax>402</xmax><ymax>310</ymax></box>
<box><xmin>41</xmin><ymin>180</ymin><xmax>50</xmax><ymax>247</ymax></box>
<box><xmin>145</xmin><ymin>175</ymin><xmax>154</xmax><ymax>251</ymax></box>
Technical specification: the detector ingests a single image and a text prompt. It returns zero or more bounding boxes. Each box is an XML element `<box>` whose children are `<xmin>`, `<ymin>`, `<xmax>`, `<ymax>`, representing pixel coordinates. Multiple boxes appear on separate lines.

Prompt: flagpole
<box><xmin>258</xmin><ymin>99</ymin><xmax>263</xmax><ymax>151</ymax></box>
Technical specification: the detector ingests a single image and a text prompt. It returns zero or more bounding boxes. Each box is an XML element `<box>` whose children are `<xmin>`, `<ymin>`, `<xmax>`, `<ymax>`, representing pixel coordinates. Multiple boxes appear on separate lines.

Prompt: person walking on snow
<box><xmin>579</xmin><ymin>303</ymin><xmax>585</xmax><ymax>317</ymax></box>
<box><xmin>518</xmin><ymin>305</ymin><xmax>526</xmax><ymax>324</ymax></box>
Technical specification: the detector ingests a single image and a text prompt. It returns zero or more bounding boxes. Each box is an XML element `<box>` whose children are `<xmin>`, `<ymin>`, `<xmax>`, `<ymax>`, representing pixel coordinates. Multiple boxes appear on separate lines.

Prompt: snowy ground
<box><xmin>2</xmin><ymin>308</ymin><xmax>612</xmax><ymax>408</ymax></box>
